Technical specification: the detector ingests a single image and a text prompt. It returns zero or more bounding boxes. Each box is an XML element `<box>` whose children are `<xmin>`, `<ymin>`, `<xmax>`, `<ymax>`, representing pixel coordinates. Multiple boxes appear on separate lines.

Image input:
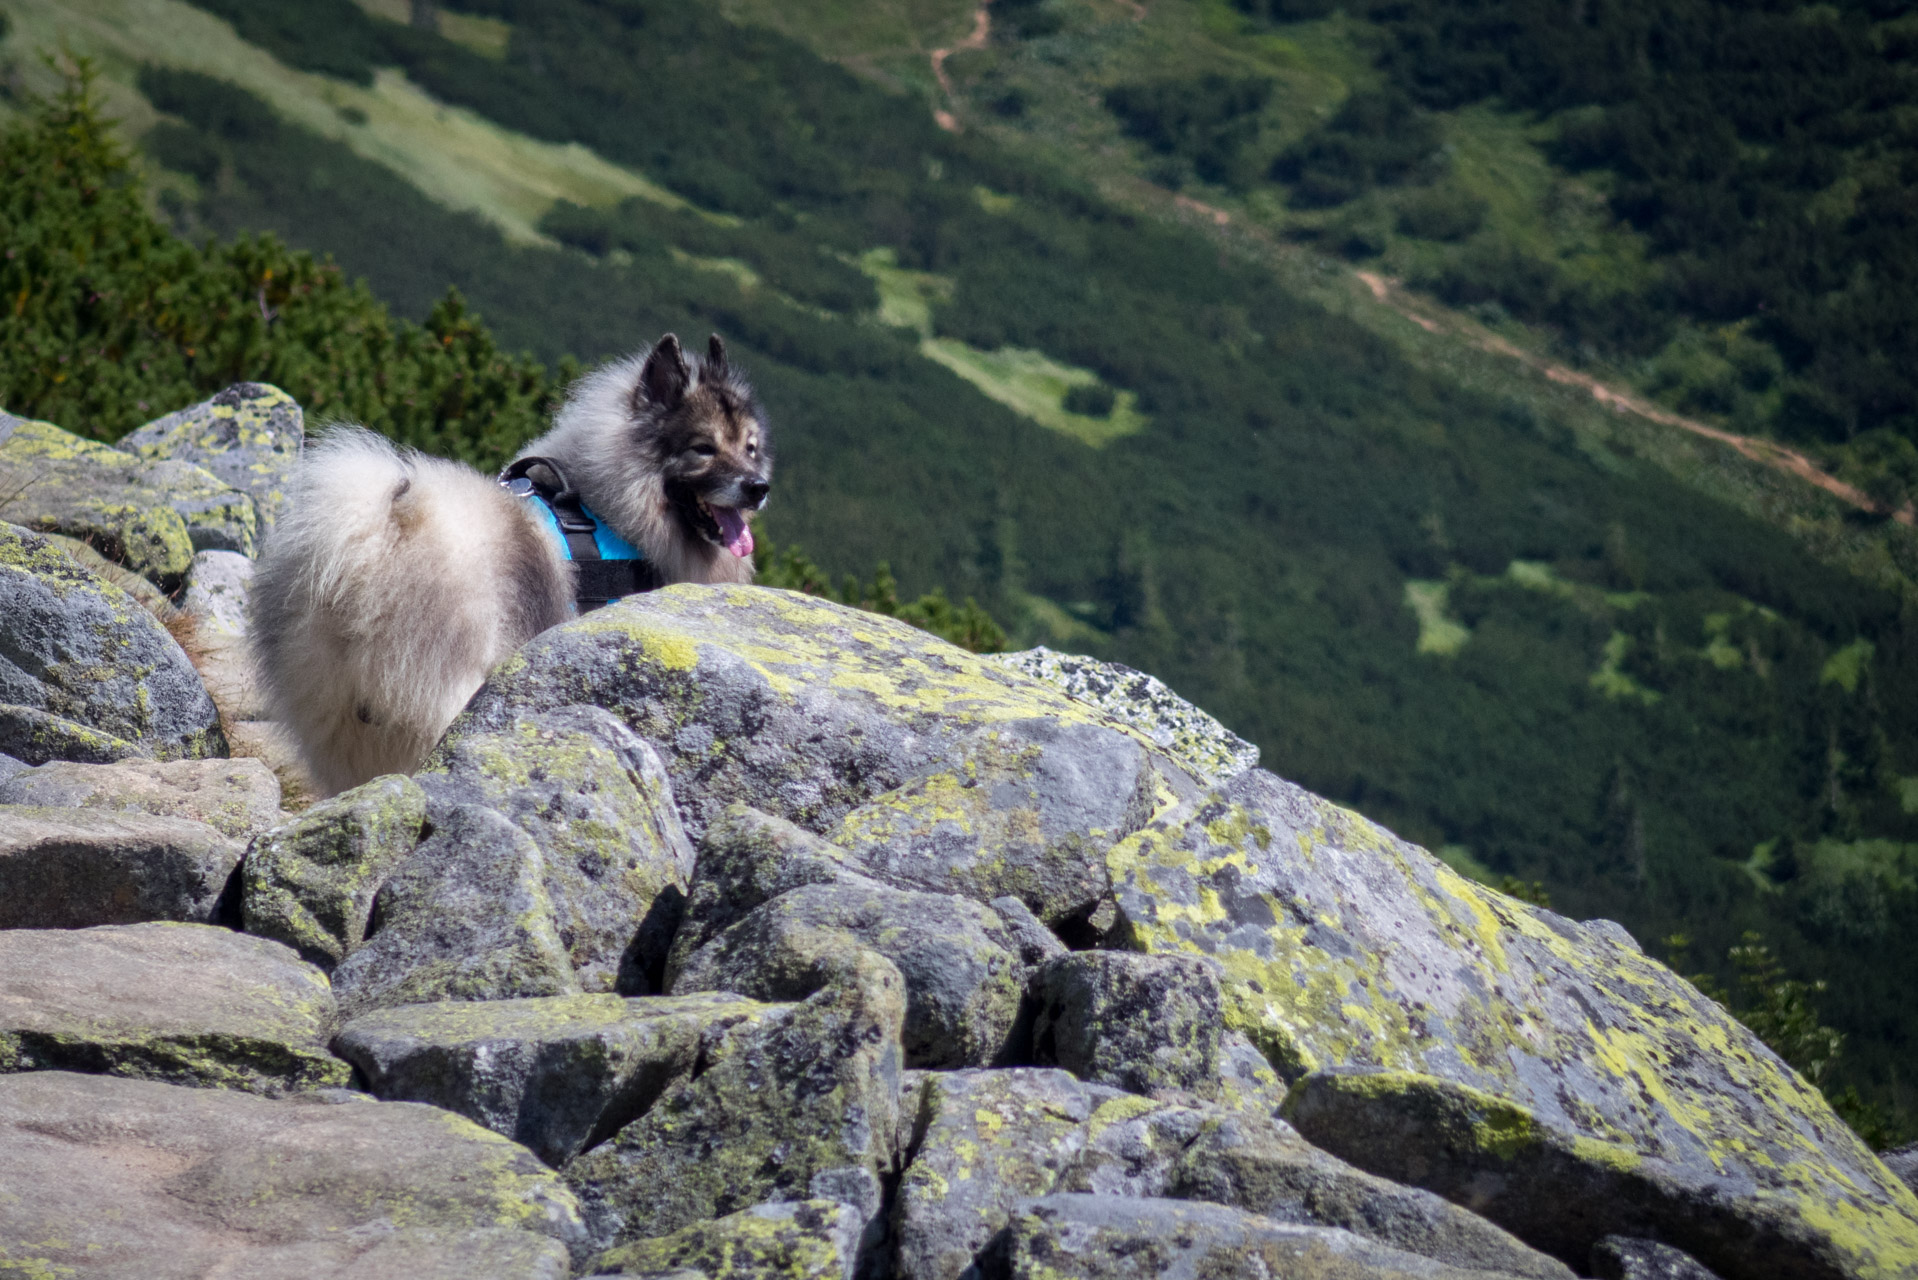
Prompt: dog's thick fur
<box><xmin>251</xmin><ymin>334</ymin><xmax>771</xmax><ymax>796</ymax></box>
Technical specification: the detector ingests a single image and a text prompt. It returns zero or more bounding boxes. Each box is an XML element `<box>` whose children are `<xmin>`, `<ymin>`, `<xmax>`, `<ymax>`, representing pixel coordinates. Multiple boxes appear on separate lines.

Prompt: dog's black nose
<box><xmin>743</xmin><ymin>480</ymin><xmax>770</xmax><ymax>506</ymax></box>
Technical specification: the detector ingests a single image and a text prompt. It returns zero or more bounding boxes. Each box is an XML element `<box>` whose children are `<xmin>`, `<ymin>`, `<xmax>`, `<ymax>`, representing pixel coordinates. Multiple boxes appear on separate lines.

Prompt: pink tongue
<box><xmin>713</xmin><ymin>506</ymin><xmax>753</xmax><ymax>557</ymax></box>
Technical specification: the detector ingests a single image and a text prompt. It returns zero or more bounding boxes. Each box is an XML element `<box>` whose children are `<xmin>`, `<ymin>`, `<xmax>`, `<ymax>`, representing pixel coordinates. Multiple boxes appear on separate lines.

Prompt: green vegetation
<box><xmin>9</xmin><ymin>0</ymin><xmax>1918</xmax><ymax>1130</ymax></box>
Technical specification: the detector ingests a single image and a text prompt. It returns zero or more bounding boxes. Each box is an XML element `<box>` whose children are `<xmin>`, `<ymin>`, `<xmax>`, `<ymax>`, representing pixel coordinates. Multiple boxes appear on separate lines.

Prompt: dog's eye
<box><xmin>746</xmin><ymin>442</ymin><xmax>758</xmax><ymax>457</ymax></box>
<box><xmin>689</xmin><ymin>444</ymin><xmax>716</xmax><ymax>458</ymax></box>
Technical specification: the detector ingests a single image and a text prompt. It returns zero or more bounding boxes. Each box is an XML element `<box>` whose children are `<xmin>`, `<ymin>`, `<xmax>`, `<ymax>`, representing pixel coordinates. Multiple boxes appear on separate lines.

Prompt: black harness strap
<box><xmin>499</xmin><ymin>456</ymin><xmax>661</xmax><ymax>611</ymax></box>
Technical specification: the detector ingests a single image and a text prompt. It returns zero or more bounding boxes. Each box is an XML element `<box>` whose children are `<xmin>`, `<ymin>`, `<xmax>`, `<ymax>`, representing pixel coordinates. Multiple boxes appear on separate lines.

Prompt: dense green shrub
<box><xmin>1105</xmin><ymin>74</ymin><xmax>1274</xmax><ymax>188</ymax></box>
<box><xmin>1270</xmin><ymin>89</ymin><xmax>1442</xmax><ymax>207</ymax></box>
<box><xmin>1063</xmin><ymin>382</ymin><xmax>1115</xmax><ymax>417</ymax></box>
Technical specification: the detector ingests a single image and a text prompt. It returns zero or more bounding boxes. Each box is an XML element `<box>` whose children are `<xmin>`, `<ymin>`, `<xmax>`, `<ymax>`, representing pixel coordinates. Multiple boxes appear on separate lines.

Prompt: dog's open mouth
<box><xmin>693</xmin><ymin>496</ymin><xmax>754</xmax><ymax>558</ymax></box>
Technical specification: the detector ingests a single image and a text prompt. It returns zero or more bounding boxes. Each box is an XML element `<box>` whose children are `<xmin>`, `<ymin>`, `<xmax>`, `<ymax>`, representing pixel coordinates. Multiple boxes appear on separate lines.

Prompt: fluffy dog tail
<box><xmin>250</xmin><ymin>428</ymin><xmax>570</xmax><ymax>797</ymax></box>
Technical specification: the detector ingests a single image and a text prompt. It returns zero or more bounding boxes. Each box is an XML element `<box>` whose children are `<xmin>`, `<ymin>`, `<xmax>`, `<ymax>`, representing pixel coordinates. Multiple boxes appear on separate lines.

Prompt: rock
<box><xmin>671</xmin><ymin>877</ymin><xmax>1032</xmax><ymax>1068</ymax></box>
<box><xmin>826</xmin><ymin>716</ymin><xmax>1194</xmax><ymax>927</ymax></box>
<box><xmin>0</xmin><ymin>523</ymin><xmax>225</xmax><ymax>762</ymax></box>
<box><xmin>38</xmin><ymin>528</ymin><xmax>179</xmax><ymax>618</ymax></box>
<box><xmin>416</xmin><ymin>705</ymin><xmax>695</xmax><ymax>993</ymax></box>
<box><xmin>178</xmin><ymin>548</ymin><xmax>263</xmax><ymax>717</ymax></box>
<box><xmin>330</xmin><ymin>803</ymin><xmax>581</xmax><ymax>1017</ymax></box>
<box><xmin>567</xmin><ymin>948</ymin><xmax>905</xmax><ymax>1252</ymax></box>
<box><xmin>988</xmin><ymin>646</ymin><xmax>1258</xmax><ymax>786</ymax></box>
<box><xmin>1281</xmin><ymin>1068</ymin><xmax>1915</xmax><ymax>1280</ymax></box>
<box><xmin>180</xmin><ymin>547</ymin><xmax>254</xmax><ymax>637</ymax></box>
<box><xmin>0</xmin><ymin>923</ymin><xmax>347</xmax><ymax>1094</ymax></box>
<box><xmin>120</xmin><ymin>381</ymin><xmax>303</xmax><ymax>538</ymax></box>
<box><xmin>0</xmin><ymin>756</ymin><xmax>283</xmax><ymax>841</ymax></box>
<box><xmin>992</xmin><ymin>1193</ymin><xmax>1531</xmax><ymax>1279</ymax></box>
<box><xmin>1217</xmin><ymin>1029</ymin><xmax>1287</xmax><ymax>1118</ymax></box>
<box><xmin>334</xmin><ymin>991</ymin><xmax>773</xmax><ymax>1168</ymax></box>
<box><xmin>894</xmin><ymin>1067</ymin><xmax>1115</xmax><ymax>1280</ymax></box>
<box><xmin>0</xmin><ymin>806</ymin><xmax>240</xmax><ymax>927</ymax></box>
<box><xmin>450</xmin><ymin>585</ymin><xmax>1196</xmax><ymax>858</ymax></box>
<box><xmin>1107</xmin><ymin>768</ymin><xmax>1918</xmax><ymax>1279</ymax></box>
<box><xmin>1881</xmin><ymin>1143</ymin><xmax>1917</xmax><ymax>1195</ymax></box>
<box><xmin>241</xmin><ymin>773</ymin><xmax>425</xmax><ymax>968</ymax></box>
<box><xmin>1166</xmin><ymin>1109</ymin><xmax>1573</xmax><ymax>1279</ymax></box>
<box><xmin>0</xmin><ymin>1071</ymin><xmax>585</xmax><ymax>1278</ymax></box>
<box><xmin>1030</xmin><ymin>951</ymin><xmax>1223</xmax><ymax>1100</ymax></box>
<box><xmin>588</xmin><ymin>1199</ymin><xmax>862</xmax><ymax>1279</ymax></box>
<box><xmin>0</xmin><ymin>752</ymin><xmax>25</xmax><ymax>784</ymax></box>
<box><xmin>664</xmin><ymin>803</ymin><xmax>871</xmax><ymax>984</ymax></box>
<box><xmin>1591</xmin><ymin>1236</ymin><xmax>1726</xmax><ymax>1280</ymax></box>
<box><xmin>0</xmin><ymin>413</ymin><xmax>201</xmax><ymax>580</ymax></box>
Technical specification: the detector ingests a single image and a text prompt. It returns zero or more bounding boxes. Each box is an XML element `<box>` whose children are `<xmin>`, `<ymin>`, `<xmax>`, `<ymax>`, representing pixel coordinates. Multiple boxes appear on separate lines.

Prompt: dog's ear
<box><xmin>636</xmin><ymin>334</ymin><xmax>689</xmax><ymax>412</ymax></box>
<box><xmin>707</xmin><ymin>333</ymin><xmax>729</xmax><ymax>375</ymax></box>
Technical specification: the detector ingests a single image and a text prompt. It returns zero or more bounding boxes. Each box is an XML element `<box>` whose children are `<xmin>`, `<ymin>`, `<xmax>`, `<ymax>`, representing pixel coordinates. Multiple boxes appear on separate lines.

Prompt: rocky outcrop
<box><xmin>0</xmin><ymin>523</ymin><xmax>225</xmax><ymax>763</ymax></box>
<box><xmin>2</xmin><ymin>390</ymin><xmax>1915</xmax><ymax>1280</ymax></box>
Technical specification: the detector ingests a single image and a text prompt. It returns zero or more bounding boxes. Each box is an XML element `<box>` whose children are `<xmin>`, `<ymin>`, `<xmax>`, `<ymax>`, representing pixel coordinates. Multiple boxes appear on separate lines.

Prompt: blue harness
<box><xmin>499</xmin><ymin>456</ymin><xmax>659</xmax><ymax>612</ymax></box>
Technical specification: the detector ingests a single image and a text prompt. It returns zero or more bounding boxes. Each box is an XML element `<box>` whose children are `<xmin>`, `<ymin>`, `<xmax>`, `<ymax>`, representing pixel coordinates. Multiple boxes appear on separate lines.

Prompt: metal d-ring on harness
<box><xmin>498</xmin><ymin>455</ymin><xmax>661</xmax><ymax>612</ymax></box>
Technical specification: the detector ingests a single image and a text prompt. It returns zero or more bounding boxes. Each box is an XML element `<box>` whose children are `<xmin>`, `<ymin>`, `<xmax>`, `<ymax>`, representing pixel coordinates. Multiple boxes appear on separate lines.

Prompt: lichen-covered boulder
<box><xmin>894</xmin><ymin>1068</ymin><xmax>1119</xmax><ymax>1280</ymax></box>
<box><xmin>330</xmin><ymin>804</ymin><xmax>581</xmax><ymax>1017</ymax></box>
<box><xmin>242</xmin><ymin>773</ymin><xmax>426</xmax><ymax>968</ymax></box>
<box><xmin>417</xmin><ymin>705</ymin><xmax>695</xmax><ymax>993</ymax></box>
<box><xmin>589</xmin><ymin>1198</ymin><xmax>862</xmax><ymax>1279</ymax></box>
<box><xmin>0</xmin><ymin>1071</ymin><xmax>585</xmax><ymax>1279</ymax></box>
<box><xmin>994</xmin><ymin>1193</ymin><xmax>1526</xmax><ymax>1279</ymax></box>
<box><xmin>1031</xmin><ymin>951</ymin><xmax>1223</xmax><ymax>1100</ymax></box>
<box><xmin>1282</xmin><ymin>1069</ymin><xmax>1911</xmax><ymax>1280</ymax></box>
<box><xmin>671</xmin><ymin>877</ymin><xmax>1034</xmax><ymax>1068</ymax></box>
<box><xmin>0</xmin><ymin>411</ymin><xmax>252</xmax><ymax>571</ymax></box>
<box><xmin>1165</xmin><ymin>1107</ymin><xmax>1573</xmax><ymax>1279</ymax></box>
<box><xmin>0</xmin><ymin>523</ymin><xmax>224</xmax><ymax>762</ymax></box>
<box><xmin>825</xmin><ymin>716</ymin><xmax>1191</xmax><ymax>926</ymax></box>
<box><xmin>0</xmin><ymin>806</ymin><xmax>240</xmax><ymax>927</ymax></box>
<box><xmin>121</xmin><ymin>382</ymin><xmax>303</xmax><ymax>539</ymax></box>
<box><xmin>567</xmin><ymin>948</ymin><xmax>905</xmax><ymax>1252</ymax></box>
<box><xmin>0</xmin><ymin>923</ymin><xmax>347</xmax><ymax>1094</ymax></box>
<box><xmin>450</xmin><ymin>586</ymin><xmax>1198</xmax><ymax>862</ymax></box>
<box><xmin>334</xmin><ymin>992</ymin><xmax>774</xmax><ymax>1168</ymax></box>
<box><xmin>178</xmin><ymin>548</ymin><xmax>263</xmax><ymax>717</ymax></box>
<box><xmin>665</xmin><ymin>803</ymin><xmax>872</xmax><ymax>982</ymax></box>
<box><xmin>1106</xmin><ymin>768</ymin><xmax>1918</xmax><ymax>1280</ymax></box>
<box><xmin>1592</xmin><ymin>1236</ymin><xmax>1725</xmax><ymax>1280</ymax></box>
<box><xmin>1217</xmin><ymin>1029</ymin><xmax>1288</xmax><ymax>1118</ymax></box>
<box><xmin>989</xmin><ymin>646</ymin><xmax>1259</xmax><ymax>786</ymax></box>
<box><xmin>0</xmin><ymin>756</ymin><xmax>283</xmax><ymax>841</ymax></box>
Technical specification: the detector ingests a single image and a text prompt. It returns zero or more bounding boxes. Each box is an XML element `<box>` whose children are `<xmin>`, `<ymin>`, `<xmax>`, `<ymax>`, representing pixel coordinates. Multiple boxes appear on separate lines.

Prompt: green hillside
<box><xmin>2</xmin><ymin>0</ymin><xmax>1914</xmax><ymax>1135</ymax></box>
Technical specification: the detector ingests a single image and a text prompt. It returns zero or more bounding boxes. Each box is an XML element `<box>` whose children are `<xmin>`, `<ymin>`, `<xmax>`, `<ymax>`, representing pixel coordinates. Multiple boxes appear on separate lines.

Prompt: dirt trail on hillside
<box><xmin>931</xmin><ymin>3</ymin><xmax>992</xmax><ymax>133</ymax></box>
<box><xmin>1351</xmin><ymin>271</ymin><xmax>1914</xmax><ymax>525</ymax></box>
<box><xmin>1153</xmin><ymin>186</ymin><xmax>1909</xmax><ymax>525</ymax></box>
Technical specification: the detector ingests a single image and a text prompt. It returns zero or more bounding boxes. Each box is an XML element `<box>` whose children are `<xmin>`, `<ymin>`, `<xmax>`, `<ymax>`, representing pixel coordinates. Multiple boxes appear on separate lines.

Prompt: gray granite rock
<box><xmin>1281</xmin><ymin>1068</ymin><xmax>1880</xmax><ymax>1280</ymax></box>
<box><xmin>177</xmin><ymin>548</ymin><xmax>263</xmax><ymax>717</ymax></box>
<box><xmin>1109</xmin><ymin>768</ymin><xmax>1918</xmax><ymax>1280</ymax></box>
<box><xmin>988</xmin><ymin>646</ymin><xmax>1258</xmax><ymax>786</ymax></box>
<box><xmin>567</xmin><ymin>948</ymin><xmax>904</xmax><ymax>1253</ymax></box>
<box><xmin>589</xmin><ymin>1198</ymin><xmax>861</xmax><ymax>1279</ymax></box>
<box><xmin>0</xmin><ymin>806</ymin><xmax>240</xmax><ymax>927</ymax></box>
<box><xmin>416</xmin><ymin>705</ymin><xmax>695</xmax><ymax>994</ymax></box>
<box><xmin>993</xmin><ymin>1193</ymin><xmax>1527</xmax><ymax>1279</ymax></box>
<box><xmin>0</xmin><ymin>413</ymin><xmax>200</xmax><ymax>581</ymax></box>
<box><xmin>334</xmin><ymin>992</ymin><xmax>774</xmax><ymax>1168</ymax></box>
<box><xmin>1879</xmin><ymin>1142</ymin><xmax>1917</xmax><ymax>1195</ymax></box>
<box><xmin>241</xmin><ymin>773</ymin><xmax>426</xmax><ymax>969</ymax></box>
<box><xmin>671</xmin><ymin>877</ymin><xmax>1033</xmax><ymax>1068</ymax></box>
<box><xmin>0</xmin><ymin>923</ymin><xmax>347</xmax><ymax>1094</ymax></box>
<box><xmin>121</xmin><ymin>382</ymin><xmax>303</xmax><ymax>538</ymax></box>
<box><xmin>0</xmin><ymin>523</ymin><xmax>224</xmax><ymax>762</ymax></box>
<box><xmin>0</xmin><ymin>755</ymin><xmax>282</xmax><ymax>841</ymax></box>
<box><xmin>1591</xmin><ymin>1236</ymin><xmax>1726</xmax><ymax>1280</ymax></box>
<box><xmin>0</xmin><ymin>1071</ymin><xmax>584</xmax><ymax>1279</ymax></box>
<box><xmin>1031</xmin><ymin>951</ymin><xmax>1223</xmax><ymax>1100</ymax></box>
<box><xmin>330</xmin><ymin>803</ymin><xmax>581</xmax><ymax>1017</ymax></box>
<box><xmin>449</xmin><ymin>585</ymin><xmax>1200</xmax><ymax>859</ymax></box>
<box><xmin>894</xmin><ymin>1068</ymin><xmax>1118</xmax><ymax>1280</ymax></box>
<box><xmin>0</xmin><ymin>752</ymin><xmax>25</xmax><ymax>784</ymax></box>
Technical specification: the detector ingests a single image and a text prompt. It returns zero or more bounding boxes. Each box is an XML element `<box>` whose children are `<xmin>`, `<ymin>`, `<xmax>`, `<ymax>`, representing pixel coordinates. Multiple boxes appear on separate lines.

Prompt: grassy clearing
<box><xmin>2</xmin><ymin>0</ymin><xmax>677</xmax><ymax>242</ymax></box>
<box><xmin>1403</xmin><ymin>580</ymin><xmax>1469</xmax><ymax>656</ymax></box>
<box><xmin>352</xmin><ymin>0</ymin><xmax>510</xmax><ymax>59</ymax></box>
<box><xmin>919</xmin><ymin>339</ymin><xmax>1146</xmax><ymax>448</ymax></box>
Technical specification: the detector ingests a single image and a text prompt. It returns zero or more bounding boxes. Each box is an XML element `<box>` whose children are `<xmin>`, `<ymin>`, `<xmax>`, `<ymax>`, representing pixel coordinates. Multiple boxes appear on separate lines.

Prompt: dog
<box><xmin>250</xmin><ymin>333</ymin><xmax>772</xmax><ymax>797</ymax></box>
